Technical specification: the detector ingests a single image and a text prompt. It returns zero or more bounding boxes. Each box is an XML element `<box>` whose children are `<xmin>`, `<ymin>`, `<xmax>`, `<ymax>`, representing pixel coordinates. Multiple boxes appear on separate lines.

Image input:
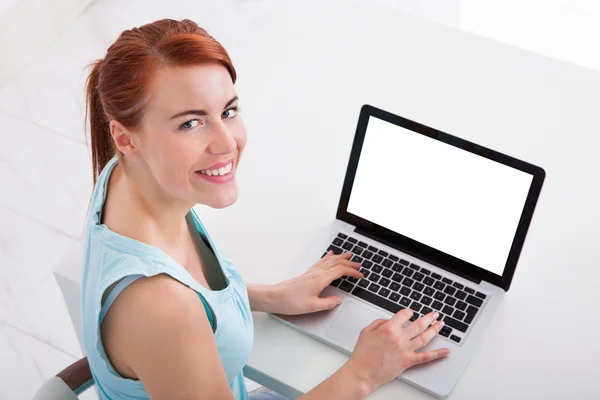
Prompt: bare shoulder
<box><xmin>101</xmin><ymin>273</ymin><xmax>212</xmax><ymax>380</ymax></box>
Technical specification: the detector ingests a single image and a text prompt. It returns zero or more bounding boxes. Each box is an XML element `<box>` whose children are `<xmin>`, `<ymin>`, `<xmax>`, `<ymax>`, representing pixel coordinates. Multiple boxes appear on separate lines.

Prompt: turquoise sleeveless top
<box><xmin>81</xmin><ymin>155</ymin><xmax>254</xmax><ymax>399</ymax></box>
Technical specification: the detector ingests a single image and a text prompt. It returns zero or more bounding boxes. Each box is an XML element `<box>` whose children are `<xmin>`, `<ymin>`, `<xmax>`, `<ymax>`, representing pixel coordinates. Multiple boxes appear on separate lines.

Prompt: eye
<box><xmin>222</xmin><ymin>106</ymin><xmax>241</xmax><ymax>119</ymax></box>
<box><xmin>179</xmin><ymin>119</ymin><xmax>200</xmax><ymax>130</ymax></box>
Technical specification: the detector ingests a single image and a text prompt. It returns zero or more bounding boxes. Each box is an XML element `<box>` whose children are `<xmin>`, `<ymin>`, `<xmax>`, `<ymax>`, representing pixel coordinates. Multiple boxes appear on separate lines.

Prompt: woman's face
<box><xmin>135</xmin><ymin>63</ymin><xmax>247</xmax><ymax>209</ymax></box>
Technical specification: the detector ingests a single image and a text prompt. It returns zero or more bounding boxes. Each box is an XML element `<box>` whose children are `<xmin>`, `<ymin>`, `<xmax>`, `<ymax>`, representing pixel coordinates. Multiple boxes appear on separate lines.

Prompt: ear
<box><xmin>110</xmin><ymin>120</ymin><xmax>138</xmax><ymax>156</ymax></box>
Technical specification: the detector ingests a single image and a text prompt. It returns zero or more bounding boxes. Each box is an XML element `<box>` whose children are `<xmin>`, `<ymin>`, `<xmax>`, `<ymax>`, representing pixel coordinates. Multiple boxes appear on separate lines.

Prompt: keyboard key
<box><xmin>411</xmin><ymin>302</ymin><xmax>422</xmax><ymax>312</ymax></box>
<box><xmin>379</xmin><ymin>288</ymin><xmax>391</xmax><ymax>297</ymax></box>
<box><xmin>402</xmin><ymin>277</ymin><xmax>414</xmax><ymax>287</ymax></box>
<box><xmin>400</xmin><ymin>297</ymin><xmax>411</xmax><ymax>307</ymax></box>
<box><xmin>439</xmin><ymin>326</ymin><xmax>452</xmax><ymax>337</ymax></box>
<box><xmin>464</xmin><ymin>287</ymin><xmax>475</xmax><ymax>294</ymax></box>
<box><xmin>358</xmin><ymin>279</ymin><xmax>369</xmax><ymax>288</ymax></box>
<box><xmin>444</xmin><ymin>297</ymin><xmax>457</xmax><ymax>306</ymax></box>
<box><xmin>379</xmin><ymin>277</ymin><xmax>391</xmax><ymax>287</ymax></box>
<box><xmin>413</xmin><ymin>272</ymin><xmax>425</xmax><ymax>282</ymax></box>
<box><xmin>421</xmin><ymin>296</ymin><xmax>433</xmax><ymax>306</ymax></box>
<box><xmin>453</xmin><ymin>310</ymin><xmax>466</xmax><ymax>320</ymax></box>
<box><xmin>381</xmin><ymin>269</ymin><xmax>392</xmax><ymax>278</ymax></box>
<box><xmin>337</xmin><ymin>233</ymin><xmax>348</xmax><ymax>239</ymax></box>
<box><xmin>347</xmin><ymin>237</ymin><xmax>358</xmax><ymax>244</ymax></box>
<box><xmin>382</xmin><ymin>259</ymin><xmax>393</xmax><ymax>268</ymax></box>
<box><xmin>444</xmin><ymin>316</ymin><xmax>468</xmax><ymax>333</ymax></box>
<box><xmin>467</xmin><ymin>305</ymin><xmax>478</xmax><ymax>316</ymax></box>
<box><xmin>327</xmin><ymin>245</ymin><xmax>343</xmax><ymax>255</ymax></box>
<box><xmin>466</xmin><ymin>295</ymin><xmax>484</xmax><ymax>307</ymax></box>
<box><xmin>476</xmin><ymin>291</ymin><xmax>487</xmax><ymax>299</ymax></box>
<box><xmin>399</xmin><ymin>259</ymin><xmax>410</xmax><ymax>266</ymax></box>
<box><xmin>400</xmin><ymin>287</ymin><xmax>411</xmax><ymax>296</ymax></box>
<box><xmin>436</xmin><ymin>313</ymin><xmax>444</xmax><ymax>321</ymax></box>
<box><xmin>408</xmin><ymin>264</ymin><xmax>420</xmax><ymax>271</ymax></box>
<box><xmin>432</xmin><ymin>273</ymin><xmax>442</xmax><ymax>280</ymax></box>
<box><xmin>456</xmin><ymin>301</ymin><xmax>467</xmax><ymax>311</ymax></box>
<box><xmin>362</xmin><ymin>250</ymin><xmax>374</xmax><ymax>259</ymax></box>
<box><xmin>351</xmin><ymin>255</ymin><xmax>363</xmax><ymax>263</ymax></box>
<box><xmin>368</xmin><ymin>245</ymin><xmax>378</xmax><ymax>252</ymax></box>
<box><xmin>424</xmin><ymin>287</ymin><xmax>435</xmax><ymax>296</ymax></box>
<box><xmin>455</xmin><ymin>290</ymin><xmax>467</xmax><ymax>300</ymax></box>
<box><xmin>378</xmin><ymin>250</ymin><xmax>389</xmax><ymax>257</ymax></box>
<box><xmin>342</xmin><ymin>242</ymin><xmax>354</xmax><ymax>251</ymax></box>
<box><xmin>442</xmin><ymin>277</ymin><xmax>453</xmax><ymax>285</ymax></box>
<box><xmin>322</xmin><ymin>252</ymin><xmax>327</xmax><ymax>258</ymax></box>
<box><xmin>420</xmin><ymin>268</ymin><xmax>431</xmax><ymax>275</ymax></box>
<box><xmin>357</xmin><ymin>241</ymin><xmax>368</xmax><ymax>248</ymax></box>
<box><xmin>368</xmin><ymin>273</ymin><xmax>380</xmax><ymax>283</ymax></box>
<box><xmin>422</xmin><ymin>306</ymin><xmax>433</xmax><ymax>315</ymax></box>
<box><xmin>464</xmin><ymin>313</ymin><xmax>474</xmax><ymax>324</ymax></box>
<box><xmin>392</xmin><ymin>263</ymin><xmax>403</xmax><ymax>272</ymax></box>
<box><xmin>433</xmin><ymin>281</ymin><xmax>445</xmax><ymax>290</ymax></box>
<box><xmin>442</xmin><ymin>305</ymin><xmax>454</xmax><ymax>315</ymax></box>
<box><xmin>359</xmin><ymin>269</ymin><xmax>370</xmax><ymax>278</ymax></box>
<box><xmin>409</xmin><ymin>312</ymin><xmax>421</xmax><ymax>321</ymax></box>
<box><xmin>450</xmin><ymin>335</ymin><xmax>461</xmax><ymax>343</ymax></box>
<box><xmin>352</xmin><ymin>287</ymin><xmax>403</xmax><ymax>314</ymax></box>
<box><xmin>413</xmin><ymin>282</ymin><xmax>425</xmax><ymax>292</ymax></box>
<box><xmin>452</xmin><ymin>282</ymin><xmax>464</xmax><ymax>290</ymax></box>
<box><xmin>331</xmin><ymin>278</ymin><xmax>342</xmax><ymax>287</ymax></box>
<box><xmin>352</xmin><ymin>247</ymin><xmax>364</xmax><ymax>256</ymax></box>
<box><xmin>372</xmin><ymin>255</ymin><xmax>384</xmax><ymax>264</ymax></box>
<box><xmin>339</xmin><ymin>281</ymin><xmax>354</xmax><ymax>292</ymax></box>
<box><xmin>432</xmin><ymin>300</ymin><xmax>443</xmax><ymax>310</ymax></box>
<box><xmin>392</xmin><ymin>273</ymin><xmax>403</xmax><ymax>282</ymax></box>
<box><xmin>333</xmin><ymin>237</ymin><xmax>343</xmax><ymax>246</ymax></box>
<box><xmin>390</xmin><ymin>282</ymin><xmax>401</xmax><ymax>292</ymax></box>
<box><xmin>372</xmin><ymin>264</ymin><xmax>383</xmax><ymax>273</ymax></box>
<box><xmin>410</xmin><ymin>292</ymin><xmax>422</xmax><ymax>301</ymax></box>
<box><xmin>402</xmin><ymin>268</ymin><xmax>415</xmax><ymax>278</ymax></box>
<box><xmin>363</xmin><ymin>260</ymin><xmax>373</xmax><ymax>269</ymax></box>
<box><xmin>347</xmin><ymin>276</ymin><xmax>358</xmax><ymax>284</ymax></box>
<box><xmin>389</xmin><ymin>292</ymin><xmax>401</xmax><ymax>302</ymax></box>
<box><xmin>389</xmin><ymin>254</ymin><xmax>399</xmax><ymax>261</ymax></box>
<box><xmin>368</xmin><ymin>283</ymin><xmax>381</xmax><ymax>293</ymax></box>
<box><xmin>424</xmin><ymin>277</ymin><xmax>435</xmax><ymax>286</ymax></box>
<box><xmin>444</xmin><ymin>286</ymin><xmax>457</xmax><ymax>296</ymax></box>
<box><xmin>433</xmin><ymin>292</ymin><xmax>445</xmax><ymax>301</ymax></box>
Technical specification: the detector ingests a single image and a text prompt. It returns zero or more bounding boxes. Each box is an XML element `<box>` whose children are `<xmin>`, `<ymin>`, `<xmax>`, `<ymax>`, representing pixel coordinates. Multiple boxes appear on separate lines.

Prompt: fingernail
<box><xmin>336</xmin><ymin>297</ymin><xmax>343</xmax><ymax>304</ymax></box>
<box><xmin>445</xmin><ymin>349</ymin><xmax>451</xmax><ymax>355</ymax></box>
<box><xmin>438</xmin><ymin>321</ymin><xmax>445</xmax><ymax>327</ymax></box>
<box><xmin>433</xmin><ymin>312</ymin><xmax>439</xmax><ymax>319</ymax></box>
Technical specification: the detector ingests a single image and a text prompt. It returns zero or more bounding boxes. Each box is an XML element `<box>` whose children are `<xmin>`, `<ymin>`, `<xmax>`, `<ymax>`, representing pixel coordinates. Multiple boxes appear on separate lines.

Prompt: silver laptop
<box><xmin>271</xmin><ymin>105</ymin><xmax>545</xmax><ymax>398</ymax></box>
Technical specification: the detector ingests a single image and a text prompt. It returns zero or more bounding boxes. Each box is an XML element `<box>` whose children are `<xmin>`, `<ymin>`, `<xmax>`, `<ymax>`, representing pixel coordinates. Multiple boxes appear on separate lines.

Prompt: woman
<box><xmin>81</xmin><ymin>18</ymin><xmax>450</xmax><ymax>400</ymax></box>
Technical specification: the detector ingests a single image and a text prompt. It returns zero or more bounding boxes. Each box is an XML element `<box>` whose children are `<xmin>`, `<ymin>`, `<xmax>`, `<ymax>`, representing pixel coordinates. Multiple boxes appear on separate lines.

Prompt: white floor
<box><xmin>0</xmin><ymin>0</ymin><xmax>598</xmax><ymax>398</ymax></box>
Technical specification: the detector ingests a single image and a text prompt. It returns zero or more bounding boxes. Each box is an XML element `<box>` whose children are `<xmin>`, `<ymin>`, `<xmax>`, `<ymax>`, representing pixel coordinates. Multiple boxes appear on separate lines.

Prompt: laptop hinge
<box><xmin>354</xmin><ymin>227</ymin><xmax>482</xmax><ymax>285</ymax></box>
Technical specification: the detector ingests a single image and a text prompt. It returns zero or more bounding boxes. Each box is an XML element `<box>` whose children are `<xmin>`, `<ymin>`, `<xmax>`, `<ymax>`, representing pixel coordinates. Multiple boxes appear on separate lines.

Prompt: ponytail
<box><xmin>85</xmin><ymin>59</ymin><xmax>114</xmax><ymax>186</ymax></box>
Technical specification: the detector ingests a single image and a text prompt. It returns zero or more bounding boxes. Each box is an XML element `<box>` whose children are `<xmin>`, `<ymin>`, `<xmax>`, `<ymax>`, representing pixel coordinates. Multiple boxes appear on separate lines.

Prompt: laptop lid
<box><xmin>336</xmin><ymin>105</ymin><xmax>545</xmax><ymax>291</ymax></box>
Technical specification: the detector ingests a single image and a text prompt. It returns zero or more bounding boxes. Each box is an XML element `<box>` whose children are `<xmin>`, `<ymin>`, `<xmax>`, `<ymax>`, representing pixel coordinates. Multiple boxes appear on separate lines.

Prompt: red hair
<box><xmin>85</xmin><ymin>19</ymin><xmax>237</xmax><ymax>185</ymax></box>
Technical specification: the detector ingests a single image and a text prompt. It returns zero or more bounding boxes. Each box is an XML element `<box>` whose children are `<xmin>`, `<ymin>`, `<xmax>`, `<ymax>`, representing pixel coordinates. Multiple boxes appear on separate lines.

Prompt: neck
<box><xmin>111</xmin><ymin>161</ymin><xmax>195</xmax><ymax>250</ymax></box>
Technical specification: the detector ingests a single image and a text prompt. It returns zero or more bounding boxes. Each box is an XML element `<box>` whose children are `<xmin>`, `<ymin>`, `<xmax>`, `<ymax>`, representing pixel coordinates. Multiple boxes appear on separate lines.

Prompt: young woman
<box><xmin>81</xmin><ymin>18</ymin><xmax>450</xmax><ymax>400</ymax></box>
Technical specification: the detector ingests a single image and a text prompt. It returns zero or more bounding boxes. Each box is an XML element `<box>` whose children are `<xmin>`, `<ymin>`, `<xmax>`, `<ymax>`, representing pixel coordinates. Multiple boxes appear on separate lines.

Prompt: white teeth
<box><xmin>198</xmin><ymin>162</ymin><xmax>233</xmax><ymax>176</ymax></box>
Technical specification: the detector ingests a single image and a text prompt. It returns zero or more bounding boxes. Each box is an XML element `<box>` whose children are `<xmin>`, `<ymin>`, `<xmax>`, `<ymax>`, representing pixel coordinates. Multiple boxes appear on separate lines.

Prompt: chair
<box><xmin>32</xmin><ymin>357</ymin><xmax>94</xmax><ymax>399</ymax></box>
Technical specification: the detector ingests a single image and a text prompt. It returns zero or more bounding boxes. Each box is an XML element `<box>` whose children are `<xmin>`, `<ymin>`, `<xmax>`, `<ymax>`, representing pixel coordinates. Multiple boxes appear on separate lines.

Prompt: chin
<box><xmin>206</xmin><ymin>191</ymin><xmax>238</xmax><ymax>209</ymax></box>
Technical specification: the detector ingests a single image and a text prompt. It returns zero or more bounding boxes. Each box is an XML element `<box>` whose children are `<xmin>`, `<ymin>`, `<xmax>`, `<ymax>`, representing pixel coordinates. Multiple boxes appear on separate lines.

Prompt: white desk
<box><xmin>55</xmin><ymin>0</ymin><xmax>600</xmax><ymax>398</ymax></box>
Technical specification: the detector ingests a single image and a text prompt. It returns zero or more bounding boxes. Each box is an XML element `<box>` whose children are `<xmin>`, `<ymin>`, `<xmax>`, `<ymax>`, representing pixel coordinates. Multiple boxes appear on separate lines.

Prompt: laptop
<box><xmin>271</xmin><ymin>104</ymin><xmax>545</xmax><ymax>398</ymax></box>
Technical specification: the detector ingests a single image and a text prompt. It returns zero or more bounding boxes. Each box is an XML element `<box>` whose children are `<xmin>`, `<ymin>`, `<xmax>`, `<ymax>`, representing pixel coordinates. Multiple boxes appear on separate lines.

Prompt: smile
<box><xmin>197</xmin><ymin>162</ymin><xmax>233</xmax><ymax>176</ymax></box>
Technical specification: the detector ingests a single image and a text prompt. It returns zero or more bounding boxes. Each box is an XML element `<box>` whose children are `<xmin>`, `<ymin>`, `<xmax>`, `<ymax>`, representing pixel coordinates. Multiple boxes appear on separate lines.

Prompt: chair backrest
<box><xmin>33</xmin><ymin>357</ymin><xmax>94</xmax><ymax>399</ymax></box>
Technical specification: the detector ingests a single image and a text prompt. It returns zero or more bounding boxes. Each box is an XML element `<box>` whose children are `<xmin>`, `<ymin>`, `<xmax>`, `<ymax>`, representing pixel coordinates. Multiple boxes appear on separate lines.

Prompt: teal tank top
<box><xmin>81</xmin><ymin>155</ymin><xmax>254</xmax><ymax>399</ymax></box>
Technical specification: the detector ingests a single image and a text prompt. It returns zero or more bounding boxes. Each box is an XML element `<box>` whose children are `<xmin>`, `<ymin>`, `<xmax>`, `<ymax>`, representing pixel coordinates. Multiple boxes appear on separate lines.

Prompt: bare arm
<box><xmin>101</xmin><ymin>274</ymin><xmax>234</xmax><ymax>400</ymax></box>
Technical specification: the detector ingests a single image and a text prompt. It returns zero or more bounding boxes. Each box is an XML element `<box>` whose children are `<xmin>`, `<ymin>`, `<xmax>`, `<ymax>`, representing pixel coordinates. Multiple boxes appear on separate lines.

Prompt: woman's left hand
<box><xmin>269</xmin><ymin>251</ymin><xmax>363</xmax><ymax>315</ymax></box>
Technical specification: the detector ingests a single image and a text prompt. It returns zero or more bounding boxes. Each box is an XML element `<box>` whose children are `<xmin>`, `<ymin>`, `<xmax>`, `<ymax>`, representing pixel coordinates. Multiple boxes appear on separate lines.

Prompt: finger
<box><xmin>325</xmin><ymin>265</ymin><xmax>364</xmax><ymax>283</ymax></box>
<box><xmin>309</xmin><ymin>250</ymin><xmax>334</xmax><ymax>270</ymax></box>
<box><xmin>364</xmin><ymin>317</ymin><xmax>388</xmax><ymax>332</ymax></box>
<box><xmin>320</xmin><ymin>257</ymin><xmax>361</xmax><ymax>272</ymax></box>
<box><xmin>410</xmin><ymin>320</ymin><xmax>446</xmax><ymax>349</ymax></box>
<box><xmin>311</xmin><ymin>295</ymin><xmax>344</xmax><ymax>312</ymax></box>
<box><xmin>411</xmin><ymin>346</ymin><xmax>451</xmax><ymax>367</ymax></box>
<box><xmin>405</xmin><ymin>311</ymin><xmax>440</xmax><ymax>339</ymax></box>
<box><xmin>384</xmin><ymin>307</ymin><xmax>414</xmax><ymax>329</ymax></box>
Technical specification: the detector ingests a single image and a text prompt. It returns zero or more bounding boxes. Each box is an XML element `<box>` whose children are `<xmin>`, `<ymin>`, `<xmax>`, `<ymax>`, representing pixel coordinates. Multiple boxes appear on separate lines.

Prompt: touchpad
<box><xmin>325</xmin><ymin>301</ymin><xmax>386</xmax><ymax>349</ymax></box>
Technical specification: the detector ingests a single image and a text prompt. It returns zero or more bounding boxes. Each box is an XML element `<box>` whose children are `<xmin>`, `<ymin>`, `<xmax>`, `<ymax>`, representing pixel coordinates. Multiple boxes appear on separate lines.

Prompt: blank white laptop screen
<box><xmin>347</xmin><ymin>116</ymin><xmax>534</xmax><ymax>276</ymax></box>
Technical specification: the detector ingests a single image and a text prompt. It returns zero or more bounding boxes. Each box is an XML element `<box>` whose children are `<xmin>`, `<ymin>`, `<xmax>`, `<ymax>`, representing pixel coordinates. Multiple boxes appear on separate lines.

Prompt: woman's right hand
<box><xmin>345</xmin><ymin>308</ymin><xmax>451</xmax><ymax>394</ymax></box>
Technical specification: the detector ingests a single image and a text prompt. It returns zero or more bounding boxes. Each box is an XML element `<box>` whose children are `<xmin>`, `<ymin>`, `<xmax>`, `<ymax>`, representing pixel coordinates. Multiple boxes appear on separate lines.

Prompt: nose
<box><xmin>207</xmin><ymin>119</ymin><xmax>237</xmax><ymax>155</ymax></box>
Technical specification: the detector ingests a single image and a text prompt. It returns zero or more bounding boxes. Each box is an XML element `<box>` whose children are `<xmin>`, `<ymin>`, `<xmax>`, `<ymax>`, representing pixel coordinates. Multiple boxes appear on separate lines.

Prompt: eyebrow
<box><xmin>168</xmin><ymin>96</ymin><xmax>239</xmax><ymax>120</ymax></box>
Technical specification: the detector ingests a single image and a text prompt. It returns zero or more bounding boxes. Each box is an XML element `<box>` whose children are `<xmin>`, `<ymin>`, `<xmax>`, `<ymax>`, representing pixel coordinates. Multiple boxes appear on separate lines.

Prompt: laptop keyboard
<box><xmin>326</xmin><ymin>232</ymin><xmax>488</xmax><ymax>344</ymax></box>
